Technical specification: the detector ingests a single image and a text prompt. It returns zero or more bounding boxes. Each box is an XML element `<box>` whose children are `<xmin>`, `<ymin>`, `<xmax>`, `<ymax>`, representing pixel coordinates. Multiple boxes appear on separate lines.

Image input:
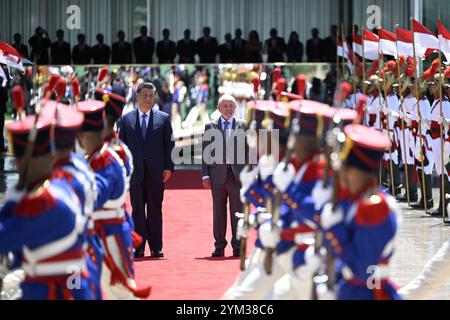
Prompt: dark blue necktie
<box><xmin>141</xmin><ymin>114</ymin><xmax>147</xmax><ymax>140</ymax></box>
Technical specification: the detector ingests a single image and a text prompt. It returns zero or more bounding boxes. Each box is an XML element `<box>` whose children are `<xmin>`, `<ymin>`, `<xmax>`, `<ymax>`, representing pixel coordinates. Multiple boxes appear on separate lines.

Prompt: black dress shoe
<box><xmin>151</xmin><ymin>250</ymin><xmax>164</xmax><ymax>258</ymax></box>
<box><xmin>232</xmin><ymin>250</ymin><xmax>240</xmax><ymax>258</ymax></box>
<box><xmin>211</xmin><ymin>249</ymin><xmax>225</xmax><ymax>257</ymax></box>
<box><xmin>429</xmin><ymin>208</ymin><xmax>444</xmax><ymax>217</ymax></box>
<box><xmin>135</xmin><ymin>250</ymin><xmax>145</xmax><ymax>259</ymax></box>
<box><xmin>412</xmin><ymin>200</ymin><xmax>434</xmax><ymax>210</ymax></box>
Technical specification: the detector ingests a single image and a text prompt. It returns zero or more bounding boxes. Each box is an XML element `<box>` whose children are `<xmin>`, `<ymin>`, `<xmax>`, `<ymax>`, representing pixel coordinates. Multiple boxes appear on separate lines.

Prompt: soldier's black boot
<box><xmin>430</xmin><ymin>175</ymin><xmax>444</xmax><ymax>217</ymax></box>
<box><xmin>397</xmin><ymin>164</ymin><xmax>418</xmax><ymax>203</ymax></box>
<box><xmin>391</xmin><ymin>164</ymin><xmax>401</xmax><ymax>197</ymax></box>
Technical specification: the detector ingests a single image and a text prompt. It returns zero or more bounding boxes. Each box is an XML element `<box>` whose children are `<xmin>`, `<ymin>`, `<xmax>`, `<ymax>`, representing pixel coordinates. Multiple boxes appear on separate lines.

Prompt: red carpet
<box><xmin>130</xmin><ymin>170</ymin><xmax>256</xmax><ymax>300</ymax></box>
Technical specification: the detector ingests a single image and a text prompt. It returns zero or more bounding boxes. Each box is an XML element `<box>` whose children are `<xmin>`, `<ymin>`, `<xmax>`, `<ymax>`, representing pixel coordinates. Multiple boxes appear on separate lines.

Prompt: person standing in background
<box><xmin>202</xmin><ymin>95</ymin><xmax>247</xmax><ymax>258</ymax></box>
<box><xmin>119</xmin><ymin>82</ymin><xmax>175</xmax><ymax>258</ymax></box>
<box><xmin>133</xmin><ymin>26</ymin><xmax>155</xmax><ymax>64</ymax></box>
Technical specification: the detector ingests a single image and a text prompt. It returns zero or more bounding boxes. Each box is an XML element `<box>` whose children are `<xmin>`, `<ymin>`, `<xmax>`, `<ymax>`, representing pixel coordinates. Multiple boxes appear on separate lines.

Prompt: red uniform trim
<box><xmin>354</xmin><ymin>193</ymin><xmax>390</xmax><ymax>226</ymax></box>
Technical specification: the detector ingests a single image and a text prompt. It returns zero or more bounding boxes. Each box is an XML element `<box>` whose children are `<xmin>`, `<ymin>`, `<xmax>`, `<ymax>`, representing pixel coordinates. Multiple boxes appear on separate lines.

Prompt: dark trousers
<box><xmin>211</xmin><ymin>167</ymin><xmax>243</xmax><ymax>251</ymax></box>
<box><xmin>0</xmin><ymin>111</ymin><xmax>4</xmax><ymax>149</ymax></box>
<box><xmin>130</xmin><ymin>164</ymin><xmax>165</xmax><ymax>253</ymax></box>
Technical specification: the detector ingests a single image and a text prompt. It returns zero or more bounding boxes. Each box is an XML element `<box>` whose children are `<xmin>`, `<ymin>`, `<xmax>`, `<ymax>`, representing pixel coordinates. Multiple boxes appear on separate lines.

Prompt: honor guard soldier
<box><xmin>77</xmin><ymin>100</ymin><xmax>150</xmax><ymax>300</ymax></box>
<box><xmin>47</xmin><ymin>102</ymin><xmax>103</xmax><ymax>300</ymax></box>
<box><xmin>407</xmin><ymin>79</ymin><xmax>434</xmax><ymax>211</ymax></box>
<box><xmin>258</xmin><ymin>100</ymin><xmax>332</xmax><ymax>300</ymax></box>
<box><xmin>320</xmin><ymin>124</ymin><xmax>401</xmax><ymax>300</ymax></box>
<box><xmin>428</xmin><ymin>69</ymin><xmax>450</xmax><ymax>218</ymax></box>
<box><xmin>95</xmin><ymin>88</ymin><xmax>141</xmax><ymax>246</ymax></box>
<box><xmin>0</xmin><ymin>114</ymin><xmax>93</xmax><ymax>300</ymax></box>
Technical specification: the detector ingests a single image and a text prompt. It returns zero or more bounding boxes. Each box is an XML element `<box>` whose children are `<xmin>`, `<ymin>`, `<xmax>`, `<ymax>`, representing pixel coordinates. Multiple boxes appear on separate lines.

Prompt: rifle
<box><xmin>237</xmin><ymin>119</ymin><xmax>259</xmax><ymax>271</ymax></box>
<box><xmin>312</xmin><ymin>82</ymin><xmax>352</xmax><ymax>299</ymax></box>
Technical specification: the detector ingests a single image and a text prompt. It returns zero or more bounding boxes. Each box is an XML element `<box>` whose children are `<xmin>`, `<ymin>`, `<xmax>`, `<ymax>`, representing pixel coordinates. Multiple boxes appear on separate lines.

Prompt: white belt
<box><xmin>294</xmin><ymin>232</ymin><xmax>315</xmax><ymax>246</ymax></box>
<box><xmin>93</xmin><ymin>208</ymin><xmax>125</xmax><ymax>221</ymax></box>
<box><xmin>23</xmin><ymin>259</ymin><xmax>86</xmax><ymax>277</ymax></box>
<box><xmin>23</xmin><ymin>227</ymin><xmax>80</xmax><ymax>264</ymax></box>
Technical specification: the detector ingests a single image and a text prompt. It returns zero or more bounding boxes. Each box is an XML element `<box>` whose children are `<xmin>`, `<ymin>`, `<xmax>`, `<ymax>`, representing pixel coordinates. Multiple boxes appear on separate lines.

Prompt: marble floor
<box><xmin>391</xmin><ymin>191</ymin><xmax>450</xmax><ymax>300</ymax></box>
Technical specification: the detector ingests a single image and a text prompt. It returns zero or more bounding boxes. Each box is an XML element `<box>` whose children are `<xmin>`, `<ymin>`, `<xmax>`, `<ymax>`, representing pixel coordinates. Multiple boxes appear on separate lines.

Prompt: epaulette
<box><xmin>14</xmin><ymin>180</ymin><xmax>57</xmax><ymax>218</ymax></box>
<box><xmin>354</xmin><ymin>193</ymin><xmax>390</xmax><ymax>226</ymax></box>
<box><xmin>302</xmin><ymin>158</ymin><xmax>326</xmax><ymax>183</ymax></box>
<box><xmin>90</xmin><ymin>145</ymin><xmax>113</xmax><ymax>172</ymax></box>
<box><xmin>111</xmin><ymin>143</ymin><xmax>127</xmax><ymax>166</ymax></box>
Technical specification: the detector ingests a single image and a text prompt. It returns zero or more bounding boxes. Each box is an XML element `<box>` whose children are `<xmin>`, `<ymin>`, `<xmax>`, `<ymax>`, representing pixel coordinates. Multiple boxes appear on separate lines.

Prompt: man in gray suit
<box><xmin>202</xmin><ymin>95</ymin><xmax>247</xmax><ymax>258</ymax></box>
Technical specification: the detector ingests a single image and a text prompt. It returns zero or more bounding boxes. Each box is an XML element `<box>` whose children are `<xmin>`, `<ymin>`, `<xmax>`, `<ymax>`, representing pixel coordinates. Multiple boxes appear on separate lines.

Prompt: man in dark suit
<box><xmin>28</xmin><ymin>27</ymin><xmax>51</xmax><ymax>64</ymax></box>
<box><xmin>112</xmin><ymin>31</ymin><xmax>132</xmax><ymax>64</ymax></box>
<box><xmin>156</xmin><ymin>29</ymin><xmax>177</xmax><ymax>64</ymax></box>
<box><xmin>72</xmin><ymin>34</ymin><xmax>91</xmax><ymax>65</ymax></box>
<box><xmin>92</xmin><ymin>34</ymin><xmax>111</xmax><ymax>64</ymax></box>
<box><xmin>263</xmin><ymin>28</ymin><xmax>286</xmax><ymax>62</ymax></box>
<box><xmin>231</xmin><ymin>28</ymin><xmax>247</xmax><ymax>63</ymax></box>
<box><xmin>12</xmin><ymin>34</ymin><xmax>29</xmax><ymax>60</ymax></box>
<box><xmin>51</xmin><ymin>29</ymin><xmax>71</xmax><ymax>65</ymax></box>
<box><xmin>323</xmin><ymin>25</ymin><xmax>338</xmax><ymax>63</ymax></box>
<box><xmin>177</xmin><ymin>29</ymin><xmax>196</xmax><ymax>63</ymax></box>
<box><xmin>218</xmin><ymin>33</ymin><xmax>234</xmax><ymax>63</ymax></box>
<box><xmin>196</xmin><ymin>27</ymin><xmax>218</xmax><ymax>63</ymax></box>
<box><xmin>306</xmin><ymin>28</ymin><xmax>325</xmax><ymax>62</ymax></box>
<box><xmin>133</xmin><ymin>26</ymin><xmax>155</xmax><ymax>64</ymax></box>
<box><xmin>202</xmin><ymin>95</ymin><xmax>246</xmax><ymax>258</ymax></box>
<box><xmin>119</xmin><ymin>82</ymin><xmax>175</xmax><ymax>258</ymax></box>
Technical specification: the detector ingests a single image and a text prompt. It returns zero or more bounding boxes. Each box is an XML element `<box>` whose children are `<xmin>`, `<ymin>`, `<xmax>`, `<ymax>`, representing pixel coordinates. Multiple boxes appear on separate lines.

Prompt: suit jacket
<box><xmin>218</xmin><ymin>43</ymin><xmax>234</xmax><ymax>63</ymax></box>
<box><xmin>202</xmin><ymin>118</ymin><xmax>247</xmax><ymax>186</ymax></box>
<box><xmin>264</xmin><ymin>37</ymin><xmax>286</xmax><ymax>62</ymax></box>
<box><xmin>177</xmin><ymin>39</ymin><xmax>197</xmax><ymax>63</ymax></box>
<box><xmin>306</xmin><ymin>38</ymin><xmax>325</xmax><ymax>62</ymax></box>
<box><xmin>112</xmin><ymin>42</ymin><xmax>133</xmax><ymax>64</ymax></box>
<box><xmin>231</xmin><ymin>39</ymin><xmax>247</xmax><ymax>62</ymax></box>
<box><xmin>133</xmin><ymin>36</ymin><xmax>155</xmax><ymax>63</ymax></box>
<box><xmin>72</xmin><ymin>45</ymin><xmax>92</xmax><ymax>64</ymax></box>
<box><xmin>92</xmin><ymin>44</ymin><xmax>111</xmax><ymax>64</ymax></box>
<box><xmin>12</xmin><ymin>44</ymin><xmax>29</xmax><ymax>60</ymax></box>
<box><xmin>119</xmin><ymin>108</ymin><xmax>175</xmax><ymax>185</ymax></box>
<box><xmin>156</xmin><ymin>40</ymin><xmax>177</xmax><ymax>64</ymax></box>
<box><xmin>196</xmin><ymin>37</ymin><xmax>218</xmax><ymax>63</ymax></box>
<box><xmin>51</xmin><ymin>41</ymin><xmax>71</xmax><ymax>65</ymax></box>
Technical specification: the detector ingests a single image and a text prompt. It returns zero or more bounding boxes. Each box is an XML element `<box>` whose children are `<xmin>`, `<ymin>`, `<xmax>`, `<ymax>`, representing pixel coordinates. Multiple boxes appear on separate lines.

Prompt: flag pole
<box><xmin>351</xmin><ymin>25</ymin><xmax>359</xmax><ymax>112</ymax></box>
<box><xmin>394</xmin><ymin>24</ymin><xmax>411</xmax><ymax>207</ymax></box>
<box><xmin>438</xmin><ymin>8</ymin><xmax>447</xmax><ymax>223</ymax></box>
<box><xmin>411</xmin><ymin>18</ymin><xmax>429</xmax><ymax>215</ymax></box>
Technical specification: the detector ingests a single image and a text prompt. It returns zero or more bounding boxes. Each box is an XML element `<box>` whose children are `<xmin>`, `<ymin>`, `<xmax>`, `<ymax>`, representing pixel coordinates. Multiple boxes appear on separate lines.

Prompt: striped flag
<box><xmin>379</xmin><ymin>29</ymin><xmax>397</xmax><ymax>58</ymax></box>
<box><xmin>337</xmin><ymin>39</ymin><xmax>344</xmax><ymax>58</ymax></box>
<box><xmin>412</xmin><ymin>18</ymin><xmax>439</xmax><ymax>58</ymax></box>
<box><xmin>363</xmin><ymin>29</ymin><xmax>379</xmax><ymax>60</ymax></box>
<box><xmin>396</xmin><ymin>27</ymin><xmax>414</xmax><ymax>57</ymax></box>
<box><xmin>352</xmin><ymin>34</ymin><xmax>363</xmax><ymax>57</ymax></box>
<box><xmin>438</xmin><ymin>19</ymin><xmax>450</xmax><ymax>64</ymax></box>
<box><xmin>0</xmin><ymin>41</ymin><xmax>24</xmax><ymax>73</ymax></box>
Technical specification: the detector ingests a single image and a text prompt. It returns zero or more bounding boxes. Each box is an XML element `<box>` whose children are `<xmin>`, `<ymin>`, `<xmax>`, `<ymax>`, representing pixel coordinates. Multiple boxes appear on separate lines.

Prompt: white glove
<box><xmin>404</xmin><ymin>114</ymin><xmax>412</xmax><ymax>126</ymax></box>
<box><xmin>311</xmin><ymin>182</ymin><xmax>333</xmax><ymax>210</ymax></box>
<box><xmin>259</xmin><ymin>221</ymin><xmax>281</xmax><ymax>249</ymax></box>
<box><xmin>320</xmin><ymin>203</ymin><xmax>344</xmax><ymax>230</ymax></box>
<box><xmin>237</xmin><ymin>218</ymin><xmax>249</xmax><ymax>240</ymax></box>
<box><xmin>438</xmin><ymin>116</ymin><xmax>449</xmax><ymax>128</ymax></box>
<box><xmin>304</xmin><ymin>246</ymin><xmax>322</xmax><ymax>274</ymax></box>
<box><xmin>259</xmin><ymin>154</ymin><xmax>277</xmax><ymax>181</ymax></box>
<box><xmin>273</xmin><ymin>162</ymin><xmax>295</xmax><ymax>193</ymax></box>
<box><xmin>376</xmin><ymin>103</ymin><xmax>383</xmax><ymax>113</ymax></box>
<box><xmin>239</xmin><ymin>165</ymin><xmax>258</xmax><ymax>189</ymax></box>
